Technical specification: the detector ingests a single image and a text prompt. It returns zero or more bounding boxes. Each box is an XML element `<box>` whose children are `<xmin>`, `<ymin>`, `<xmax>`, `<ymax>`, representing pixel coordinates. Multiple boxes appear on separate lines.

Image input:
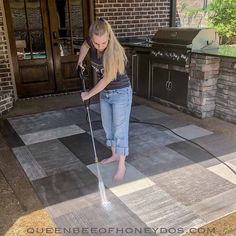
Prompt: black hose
<box><xmin>130</xmin><ymin>120</ymin><xmax>236</xmax><ymax>175</ymax></box>
<box><xmin>86</xmin><ymin>115</ymin><xmax>236</xmax><ymax>175</ymax></box>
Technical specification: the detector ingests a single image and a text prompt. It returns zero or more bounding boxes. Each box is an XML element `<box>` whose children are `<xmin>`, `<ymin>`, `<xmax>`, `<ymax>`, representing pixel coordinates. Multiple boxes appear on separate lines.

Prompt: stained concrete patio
<box><xmin>0</xmin><ymin>93</ymin><xmax>236</xmax><ymax>236</ymax></box>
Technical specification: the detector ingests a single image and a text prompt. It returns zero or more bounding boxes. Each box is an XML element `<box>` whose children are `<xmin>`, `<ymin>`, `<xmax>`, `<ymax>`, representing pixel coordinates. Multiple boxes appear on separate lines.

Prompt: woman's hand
<box><xmin>81</xmin><ymin>91</ymin><xmax>90</xmax><ymax>101</ymax></box>
<box><xmin>77</xmin><ymin>62</ymin><xmax>85</xmax><ymax>73</ymax></box>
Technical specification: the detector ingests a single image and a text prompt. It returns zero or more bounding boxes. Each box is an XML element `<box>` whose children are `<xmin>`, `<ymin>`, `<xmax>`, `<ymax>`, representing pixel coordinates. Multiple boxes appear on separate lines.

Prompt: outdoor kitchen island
<box><xmin>191</xmin><ymin>46</ymin><xmax>236</xmax><ymax>124</ymax></box>
<box><xmin>121</xmin><ymin>28</ymin><xmax>236</xmax><ymax>124</ymax></box>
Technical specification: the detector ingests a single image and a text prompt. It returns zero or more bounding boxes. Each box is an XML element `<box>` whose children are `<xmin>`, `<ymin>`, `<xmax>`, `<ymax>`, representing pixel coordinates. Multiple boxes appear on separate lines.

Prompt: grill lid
<box><xmin>151</xmin><ymin>27</ymin><xmax>219</xmax><ymax>50</ymax></box>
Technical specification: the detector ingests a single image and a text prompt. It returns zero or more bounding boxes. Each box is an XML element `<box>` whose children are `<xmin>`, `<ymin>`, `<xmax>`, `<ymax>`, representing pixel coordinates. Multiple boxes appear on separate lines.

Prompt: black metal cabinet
<box><xmin>151</xmin><ymin>63</ymin><xmax>189</xmax><ymax>107</ymax></box>
<box><xmin>132</xmin><ymin>51</ymin><xmax>150</xmax><ymax>98</ymax></box>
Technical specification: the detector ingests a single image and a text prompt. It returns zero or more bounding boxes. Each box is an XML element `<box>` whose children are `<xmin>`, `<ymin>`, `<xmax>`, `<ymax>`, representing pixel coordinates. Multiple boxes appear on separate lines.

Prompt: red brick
<box><xmin>98</xmin><ymin>0</ymin><xmax>107</xmax><ymax>3</ymax></box>
<box><xmin>113</xmin><ymin>4</ymin><xmax>122</xmax><ymax>7</ymax></box>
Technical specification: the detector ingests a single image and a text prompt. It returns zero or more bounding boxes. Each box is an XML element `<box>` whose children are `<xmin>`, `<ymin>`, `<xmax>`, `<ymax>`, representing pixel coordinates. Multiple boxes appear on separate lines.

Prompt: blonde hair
<box><xmin>89</xmin><ymin>18</ymin><xmax>127</xmax><ymax>82</ymax></box>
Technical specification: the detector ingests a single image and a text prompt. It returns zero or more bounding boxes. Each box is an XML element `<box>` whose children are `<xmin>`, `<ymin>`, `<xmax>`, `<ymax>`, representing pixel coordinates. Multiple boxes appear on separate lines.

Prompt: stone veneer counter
<box><xmin>190</xmin><ymin>46</ymin><xmax>236</xmax><ymax>124</ymax></box>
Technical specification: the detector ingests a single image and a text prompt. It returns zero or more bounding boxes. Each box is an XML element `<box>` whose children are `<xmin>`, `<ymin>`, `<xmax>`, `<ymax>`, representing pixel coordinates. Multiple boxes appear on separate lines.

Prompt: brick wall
<box><xmin>0</xmin><ymin>0</ymin><xmax>15</xmax><ymax>115</ymax></box>
<box><xmin>95</xmin><ymin>0</ymin><xmax>170</xmax><ymax>38</ymax></box>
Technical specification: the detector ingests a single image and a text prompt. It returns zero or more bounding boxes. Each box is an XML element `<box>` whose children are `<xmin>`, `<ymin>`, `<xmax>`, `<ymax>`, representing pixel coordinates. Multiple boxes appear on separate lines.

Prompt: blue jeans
<box><xmin>100</xmin><ymin>86</ymin><xmax>132</xmax><ymax>156</ymax></box>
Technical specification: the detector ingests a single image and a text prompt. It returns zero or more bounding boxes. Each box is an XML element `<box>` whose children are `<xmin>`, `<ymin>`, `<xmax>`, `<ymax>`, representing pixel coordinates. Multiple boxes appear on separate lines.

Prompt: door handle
<box><xmin>165</xmin><ymin>79</ymin><xmax>172</xmax><ymax>92</ymax></box>
<box><xmin>53</xmin><ymin>31</ymin><xmax>58</xmax><ymax>46</ymax></box>
<box><xmin>53</xmin><ymin>31</ymin><xmax>58</xmax><ymax>39</ymax></box>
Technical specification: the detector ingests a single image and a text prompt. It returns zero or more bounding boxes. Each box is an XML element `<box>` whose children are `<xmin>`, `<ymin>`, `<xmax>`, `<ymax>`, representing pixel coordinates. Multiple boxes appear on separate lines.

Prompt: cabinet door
<box><xmin>169</xmin><ymin>70</ymin><xmax>188</xmax><ymax>107</ymax></box>
<box><xmin>151</xmin><ymin>64</ymin><xmax>169</xmax><ymax>100</ymax></box>
<box><xmin>136</xmin><ymin>53</ymin><xmax>150</xmax><ymax>98</ymax></box>
<box><xmin>151</xmin><ymin>64</ymin><xmax>188</xmax><ymax>107</ymax></box>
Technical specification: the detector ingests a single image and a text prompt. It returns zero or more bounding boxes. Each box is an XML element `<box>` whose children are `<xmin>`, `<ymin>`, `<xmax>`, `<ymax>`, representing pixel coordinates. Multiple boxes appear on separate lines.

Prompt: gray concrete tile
<box><xmin>32</xmin><ymin>168</ymin><xmax>98</xmax><ymax>207</ymax></box>
<box><xmin>45</xmin><ymin>187</ymin><xmax>103</xmax><ymax>219</ymax></box>
<box><xmin>8</xmin><ymin>110</ymin><xmax>70</xmax><ymax>135</ymax></box>
<box><xmin>59</xmin><ymin>133</ymin><xmax>111</xmax><ymax>165</ymax></box>
<box><xmin>91</xmin><ymin>129</ymin><xmax>107</xmax><ymax>145</ymax></box>
<box><xmin>120</xmin><ymin>185</ymin><xmax>205</xmax><ymax>236</ymax></box>
<box><xmin>12</xmin><ymin>146</ymin><xmax>46</xmax><ymax>181</ymax></box>
<box><xmin>131</xmin><ymin>116</ymin><xmax>190</xmax><ymax>131</ymax></box>
<box><xmin>129</xmin><ymin>122</ymin><xmax>167</xmax><ymax>138</ymax></box>
<box><xmin>20</xmin><ymin>125</ymin><xmax>85</xmax><ymax>145</ymax></box>
<box><xmin>90</xmin><ymin>124</ymin><xmax>175</xmax><ymax>156</ymax></box>
<box><xmin>127</xmin><ymin>146</ymin><xmax>193</xmax><ymax>176</ymax></box>
<box><xmin>151</xmin><ymin>163</ymin><xmax>235</xmax><ymax>206</ymax></box>
<box><xmin>92</xmin><ymin>123</ymin><xmax>181</xmax><ymax>156</ymax></box>
<box><xmin>192</xmin><ymin>134</ymin><xmax>236</xmax><ymax>162</ymax></box>
<box><xmin>87</xmin><ymin>162</ymin><xmax>155</xmax><ymax>197</ymax></box>
<box><xmin>189</xmin><ymin>188</ymin><xmax>236</xmax><ymax>222</ymax></box>
<box><xmin>64</xmin><ymin>106</ymin><xmax>101</xmax><ymax>124</ymax></box>
<box><xmin>89</xmin><ymin>103</ymin><xmax>101</xmax><ymax>114</ymax></box>
<box><xmin>78</xmin><ymin>120</ymin><xmax>103</xmax><ymax>132</ymax></box>
<box><xmin>7</xmin><ymin>106</ymin><xmax>100</xmax><ymax>136</ymax></box>
<box><xmin>131</xmin><ymin>105</ymin><xmax>168</xmax><ymax>121</ymax></box>
<box><xmin>0</xmin><ymin>119</ymin><xmax>25</xmax><ymax>148</ymax></box>
<box><xmin>207</xmin><ymin>162</ymin><xmax>236</xmax><ymax>184</ymax></box>
<box><xmin>129</xmin><ymin>124</ymin><xmax>181</xmax><ymax>155</ymax></box>
<box><xmin>167</xmin><ymin>141</ymin><xmax>222</xmax><ymax>168</ymax></box>
<box><xmin>53</xmin><ymin>198</ymin><xmax>156</xmax><ymax>236</ymax></box>
<box><xmin>26</xmin><ymin>139</ymin><xmax>85</xmax><ymax>176</ymax></box>
<box><xmin>165</xmin><ymin>124</ymin><xmax>213</xmax><ymax>140</ymax></box>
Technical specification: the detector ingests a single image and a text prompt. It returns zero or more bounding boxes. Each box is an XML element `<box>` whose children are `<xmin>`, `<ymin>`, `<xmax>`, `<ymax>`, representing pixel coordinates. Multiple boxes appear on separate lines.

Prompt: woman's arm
<box><xmin>81</xmin><ymin>78</ymin><xmax>110</xmax><ymax>101</ymax></box>
<box><xmin>77</xmin><ymin>41</ymin><xmax>90</xmax><ymax>67</ymax></box>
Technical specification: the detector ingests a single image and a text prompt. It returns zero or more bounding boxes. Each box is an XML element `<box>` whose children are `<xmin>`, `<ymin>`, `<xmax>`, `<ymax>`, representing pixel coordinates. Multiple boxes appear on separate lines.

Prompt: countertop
<box><xmin>119</xmin><ymin>38</ymin><xmax>151</xmax><ymax>48</ymax></box>
<box><xmin>121</xmin><ymin>41</ymin><xmax>152</xmax><ymax>48</ymax></box>
<box><xmin>192</xmin><ymin>45</ymin><xmax>236</xmax><ymax>59</ymax></box>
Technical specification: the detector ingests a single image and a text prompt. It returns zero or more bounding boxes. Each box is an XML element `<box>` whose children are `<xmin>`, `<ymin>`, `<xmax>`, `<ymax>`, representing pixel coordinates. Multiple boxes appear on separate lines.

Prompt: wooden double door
<box><xmin>4</xmin><ymin>0</ymin><xmax>94</xmax><ymax>98</ymax></box>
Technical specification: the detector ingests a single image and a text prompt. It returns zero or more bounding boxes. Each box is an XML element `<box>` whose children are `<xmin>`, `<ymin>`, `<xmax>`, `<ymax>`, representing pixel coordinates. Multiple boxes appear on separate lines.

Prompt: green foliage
<box><xmin>207</xmin><ymin>0</ymin><xmax>236</xmax><ymax>44</ymax></box>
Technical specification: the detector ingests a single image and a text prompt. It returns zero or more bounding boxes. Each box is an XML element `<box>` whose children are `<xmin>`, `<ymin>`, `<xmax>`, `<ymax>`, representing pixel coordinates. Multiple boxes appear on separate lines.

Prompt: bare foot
<box><xmin>113</xmin><ymin>164</ymin><xmax>126</xmax><ymax>181</ymax></box>
<box><xmin>100</xmin><ymin>155</ymin><xmax>119</xmax><ymax>164</ymax></box>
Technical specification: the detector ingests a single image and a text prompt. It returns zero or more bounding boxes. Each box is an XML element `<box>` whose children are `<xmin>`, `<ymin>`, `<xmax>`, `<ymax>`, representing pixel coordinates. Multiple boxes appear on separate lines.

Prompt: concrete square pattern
<box><xmin>6</xmin><ymin>104</ymin><xmax>236</xmax><ymax>235</ymax></box>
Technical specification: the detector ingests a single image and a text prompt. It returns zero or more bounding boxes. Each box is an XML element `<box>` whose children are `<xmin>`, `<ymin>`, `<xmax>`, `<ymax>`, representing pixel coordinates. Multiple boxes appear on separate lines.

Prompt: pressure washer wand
<box><xmin>78</xmin><ymin>68</ymin><xmax>98</xmax><ymax>163</ymax></box>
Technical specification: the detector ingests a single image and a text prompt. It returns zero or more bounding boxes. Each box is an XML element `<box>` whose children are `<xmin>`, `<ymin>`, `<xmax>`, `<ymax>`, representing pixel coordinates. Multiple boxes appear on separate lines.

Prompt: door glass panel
<box><xmin>26</xmin><ymin>0</ymin><xmax>42</xmax><ymax>30</ymax></box>
<box><xmin>10</xmin><ymin>0</ymin><xmax>46</xmax><ymax>60</ymax></box>
<box><xmin>31</xmin><ymin>31</ymin><xmax>46</xmax><ymax>59</ymax></box>
<box><xmin>56</xmin><ymin>0</ymin><xmax>84</xmax><ymax>56</ymax></box>
<box><xmin>10</xmin><ymin>1</ymin><xmax>27</xmax><ymax>30</ymax></box>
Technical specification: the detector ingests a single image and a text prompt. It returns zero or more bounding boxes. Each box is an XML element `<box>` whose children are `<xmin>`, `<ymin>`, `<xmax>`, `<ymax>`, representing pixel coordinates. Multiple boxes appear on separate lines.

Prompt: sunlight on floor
<box><xmin>5</xmin><ymin>210</ymin><xmax>59</xmax><ymax>236</ymax></box>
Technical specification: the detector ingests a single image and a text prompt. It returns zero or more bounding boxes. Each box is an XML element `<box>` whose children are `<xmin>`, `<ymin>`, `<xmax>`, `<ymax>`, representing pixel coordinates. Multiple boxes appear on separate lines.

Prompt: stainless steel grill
<box><xmin>130</xmin><ymin>27</ymin><xmax>219</xmax><ymax>108</ymax></box>
<box><xmin>150</xmin><ymin>27</ymin><xmax>219</xmax><ymax>66</ymax></box>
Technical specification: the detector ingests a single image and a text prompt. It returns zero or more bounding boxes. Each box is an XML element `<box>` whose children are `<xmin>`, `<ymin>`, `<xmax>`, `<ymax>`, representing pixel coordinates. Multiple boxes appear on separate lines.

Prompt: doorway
<box><xmin>4</xmin><ymin>0</ymin><xmax>93</xmax><ymax>98</ymax></box>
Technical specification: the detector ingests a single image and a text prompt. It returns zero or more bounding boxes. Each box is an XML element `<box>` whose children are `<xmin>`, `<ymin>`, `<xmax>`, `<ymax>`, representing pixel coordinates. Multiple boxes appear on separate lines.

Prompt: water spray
<box><xmin>78</xmin><ymin>67</ymin><xmax>112</xmax><ymax>210</ymax></box>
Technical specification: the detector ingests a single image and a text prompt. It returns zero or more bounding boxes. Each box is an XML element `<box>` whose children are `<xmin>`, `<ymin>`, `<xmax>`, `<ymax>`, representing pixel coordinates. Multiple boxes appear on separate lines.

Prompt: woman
<box><xmin>77</xmin><ymin>18</ymin><xmax>132</xmax><ymax>181</ymax></box>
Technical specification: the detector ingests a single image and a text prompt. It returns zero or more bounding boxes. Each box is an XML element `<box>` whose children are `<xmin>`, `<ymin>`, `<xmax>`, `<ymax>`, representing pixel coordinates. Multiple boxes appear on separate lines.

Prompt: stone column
<box><xmin>215</xmin><ymin>58</ymin><xmax>236</xmax><ymax>123</ymax></box>
<box><xmin>188</xmin><ymin>54</ymin><xmax>220</xmax><ymax>118</ymax></box>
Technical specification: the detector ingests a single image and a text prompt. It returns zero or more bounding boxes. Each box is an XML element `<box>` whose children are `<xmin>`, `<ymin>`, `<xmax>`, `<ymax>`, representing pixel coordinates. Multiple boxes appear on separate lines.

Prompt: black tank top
<box><xmin>85</xmin><ymin>37</ymin><xmax>131</xmax><ymax>90</ymax></box>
